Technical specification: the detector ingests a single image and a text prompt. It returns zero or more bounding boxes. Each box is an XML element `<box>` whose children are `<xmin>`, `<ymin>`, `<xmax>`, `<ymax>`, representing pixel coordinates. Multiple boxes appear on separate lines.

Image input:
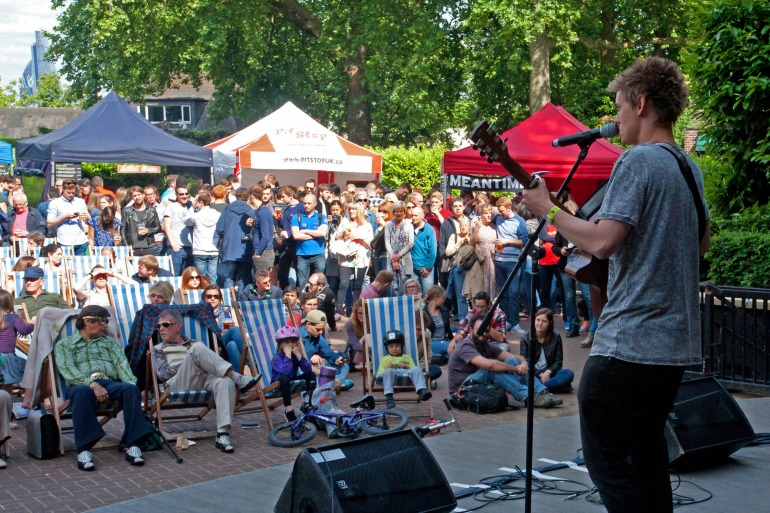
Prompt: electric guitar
<box><xmin>469</xmin><ymin>120</ymin><xmax>608</xmax><ymax>294</ymax></box>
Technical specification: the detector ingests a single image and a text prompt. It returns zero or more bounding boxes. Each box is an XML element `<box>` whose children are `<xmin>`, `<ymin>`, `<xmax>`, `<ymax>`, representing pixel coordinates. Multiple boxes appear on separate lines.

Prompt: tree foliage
<box><xmin>683</xmin><ymin>0</ymin><xmax>770</xmax><ymax>214</ymax></box>
<box><xmin>376</xmin><ymin>145</ymin><xmax>446</xmax><ymax>194</ymax></box>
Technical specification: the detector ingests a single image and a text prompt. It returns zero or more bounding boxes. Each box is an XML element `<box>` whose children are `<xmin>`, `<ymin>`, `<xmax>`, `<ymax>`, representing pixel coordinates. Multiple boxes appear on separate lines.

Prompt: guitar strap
<box><xmin>655</xmin><ymin>143</ymin><xmax>707</xmax><ymax>242</ymax></box>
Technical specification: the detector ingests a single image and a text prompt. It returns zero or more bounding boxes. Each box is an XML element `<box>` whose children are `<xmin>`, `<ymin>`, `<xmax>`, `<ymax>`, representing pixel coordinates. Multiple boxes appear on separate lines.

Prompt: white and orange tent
<box><xmin>205</xmin><ymin>102</ymin><xmax>381</xmax><ymax>187</ymax></box>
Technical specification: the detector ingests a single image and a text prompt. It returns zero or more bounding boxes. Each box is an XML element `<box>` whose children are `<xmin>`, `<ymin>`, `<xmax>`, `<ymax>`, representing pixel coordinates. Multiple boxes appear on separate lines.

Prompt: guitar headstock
<box><xmin>470</xmin><ymin>120</ymin><xmax>507</xmax><ymax>165</ymax></box>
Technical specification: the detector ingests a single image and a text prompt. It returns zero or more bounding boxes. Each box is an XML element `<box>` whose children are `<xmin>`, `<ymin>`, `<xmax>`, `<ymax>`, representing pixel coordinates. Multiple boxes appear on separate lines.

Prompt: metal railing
<box><xmin>693</xmin><ymin>284</ymin><xmax>770</xmax><ymax>395</ymax></box>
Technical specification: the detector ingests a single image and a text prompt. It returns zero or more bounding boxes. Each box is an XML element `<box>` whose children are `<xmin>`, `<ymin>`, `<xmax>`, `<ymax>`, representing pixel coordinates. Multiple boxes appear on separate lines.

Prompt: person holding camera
<box><xmin>47</xmin><ymin>178</ymin><xmax>91</xmax><ymax>255</ymax></box>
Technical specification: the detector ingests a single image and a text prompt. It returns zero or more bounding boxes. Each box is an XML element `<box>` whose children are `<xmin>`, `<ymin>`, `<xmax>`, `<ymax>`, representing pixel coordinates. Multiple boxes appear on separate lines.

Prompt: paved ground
<box><xmin>0</xmin><ymin>315</ymin><xmax>593</xmax><ymax>513</ymax></box>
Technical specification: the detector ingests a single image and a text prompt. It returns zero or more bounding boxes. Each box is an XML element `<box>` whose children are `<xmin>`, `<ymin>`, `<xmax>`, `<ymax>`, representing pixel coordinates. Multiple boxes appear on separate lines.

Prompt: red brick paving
<box><xmin>2</xmin><ymin>315</ymin><xmax>591</xmax><ymax>513</ymax></box>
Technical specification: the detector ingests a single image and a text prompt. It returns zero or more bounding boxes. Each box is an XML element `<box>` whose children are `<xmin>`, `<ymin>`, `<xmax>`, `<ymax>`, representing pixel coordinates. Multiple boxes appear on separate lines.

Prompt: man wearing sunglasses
<box><xmin>151</xmin><ymin>309</ymin><xmax>257</xmax><ymax>453</ymax></box>
<box><xmin>55</xmin><ymin>305</ymin><xmax>153</xmax><ymax>471</ymax></box>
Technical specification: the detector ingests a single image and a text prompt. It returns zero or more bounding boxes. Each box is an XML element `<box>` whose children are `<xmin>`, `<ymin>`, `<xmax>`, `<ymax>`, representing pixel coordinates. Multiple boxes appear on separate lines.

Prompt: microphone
<box><xmin>552</xmin><ymin>123</ymin><xmax>619</xmax><ymax>147</ymax></box>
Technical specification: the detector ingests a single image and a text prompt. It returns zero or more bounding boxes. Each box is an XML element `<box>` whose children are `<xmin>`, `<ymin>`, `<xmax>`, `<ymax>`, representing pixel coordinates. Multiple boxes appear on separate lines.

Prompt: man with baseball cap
<box><xmin>54</xmin><ymin>306</ymin><xmax>152</xmax><ymax>471</ymax></box>
<box><xmin>300</xmin><ymin>310</ymin><xmax>353</xmax><ymax>391</ymax></box>
<box><xmin>14</xmin><ymin>266</ymin><xmax>69</xmax><ymax>318</ymax></box>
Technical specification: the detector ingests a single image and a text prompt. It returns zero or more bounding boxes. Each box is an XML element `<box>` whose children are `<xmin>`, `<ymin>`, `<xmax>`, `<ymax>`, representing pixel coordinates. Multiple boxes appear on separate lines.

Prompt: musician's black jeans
<box><xmin>578</xmin><ymin>355</ymin><xmax>684</xmax><ymax>513</ymax></box>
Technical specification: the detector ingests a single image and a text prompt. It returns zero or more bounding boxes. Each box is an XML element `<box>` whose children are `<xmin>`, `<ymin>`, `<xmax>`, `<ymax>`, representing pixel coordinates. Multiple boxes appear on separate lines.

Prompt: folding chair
<box><xmin>93</xmin><ymin>245</ymin><xmax>132</xmax><ymax>261</ymax></box>
<box><xmin>108</xmin><ymin>284</ymin><xmax>152</xmax><ymax>346</ymax></box>
<box><xmin>139</xmin><ymin>304</ymin><xmax>222</xmax><ymax>434</ymax></box>
<box><xmin>363</xmin><ymin>295</ymin><xmax>433</xmax><ymax>416</ymax></box>
<box><xmin>67</xmin><ymin>255</ymin><xmax>112</xmax><ymax>276</ymax></box>
<box><xmin>158</xmin><ymin>276</ymin><xmax>183</xmax><ymax>291</ymax></box>
<box><xmin>231</xmin><ymin>297</ymin><xmax>299</xmax><ymax>430</ymax></box>
<box><xmin>38</xmin><ymin>312</ymin><xmax>122</xmax><ymax>454</ymax></box>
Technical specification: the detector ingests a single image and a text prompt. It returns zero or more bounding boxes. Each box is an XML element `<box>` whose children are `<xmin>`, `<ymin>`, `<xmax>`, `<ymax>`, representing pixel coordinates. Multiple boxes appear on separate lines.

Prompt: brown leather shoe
<box><xmin>580</xmin><ymin>332</ymin><xmax>594</xmax><ymax>348</ymax></box>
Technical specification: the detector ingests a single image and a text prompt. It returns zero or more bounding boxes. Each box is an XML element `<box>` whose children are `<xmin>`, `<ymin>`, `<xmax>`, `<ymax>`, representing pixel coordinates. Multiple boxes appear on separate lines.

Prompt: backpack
<box><xmin>450</xmin><ymin>381</ymin><xmax>510</xmax><ymax>414</ymax></box>
<box><xmin>26</xmin><ymin>407</ymin><xmax>60</xmax><ymax>459</ymax></box>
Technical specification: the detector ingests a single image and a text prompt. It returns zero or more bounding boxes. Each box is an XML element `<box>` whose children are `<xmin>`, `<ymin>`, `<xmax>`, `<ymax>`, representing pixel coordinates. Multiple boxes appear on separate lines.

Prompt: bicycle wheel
<box><xmin>361</xmin><ymin>411</ymin><xmax>408</xmax><ymax>435</ymax></box>
<box><xmin>268</xmin><ymin>421</ymin><xmax>317</xmax><ymax>447</ymax></box>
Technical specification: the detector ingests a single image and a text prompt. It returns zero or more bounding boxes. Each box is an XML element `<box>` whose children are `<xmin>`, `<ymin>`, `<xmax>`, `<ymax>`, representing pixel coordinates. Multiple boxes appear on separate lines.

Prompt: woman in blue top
<box><xmin>89</xmin><ymin>206</ymin><xmax>122</xmax><ymax>247</ymax></box>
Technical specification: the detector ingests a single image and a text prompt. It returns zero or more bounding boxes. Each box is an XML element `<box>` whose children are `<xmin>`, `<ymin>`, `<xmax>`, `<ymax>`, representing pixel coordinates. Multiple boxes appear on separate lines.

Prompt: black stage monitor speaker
<box><xmin>665</xmin><ymin>377</ymin><xmax>756</xmax><ymax>470</ymax></box>
<box><xmin>274</xmin><ymin>429</ymin><xmax>457</xmax><ymax>513</ymax></box>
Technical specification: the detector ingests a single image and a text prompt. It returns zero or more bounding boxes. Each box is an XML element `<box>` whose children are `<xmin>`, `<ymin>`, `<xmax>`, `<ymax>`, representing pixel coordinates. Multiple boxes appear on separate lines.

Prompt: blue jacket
<box><xmin>214</xmin><ymin>200</ymin><xmax>255</xmax><ymax>262</ymax></box>
<box><xmin>251</xmin><ymin>204</ymin><xmax>274</xmax><ymax>255</ymax></box>
<box><xmin>0</xmin><ymin>207</ymin><xmax>47</xmax><ymax>238</ymax></box>
<box><xmin>411</xmin><ymin>222</ymin><xmax>437</xmax><ymax>271</ymax></box>
<box><xmin>300</xmin><ymin>326</ymin><xmax>342</xmax><ymax>362</ymax></box>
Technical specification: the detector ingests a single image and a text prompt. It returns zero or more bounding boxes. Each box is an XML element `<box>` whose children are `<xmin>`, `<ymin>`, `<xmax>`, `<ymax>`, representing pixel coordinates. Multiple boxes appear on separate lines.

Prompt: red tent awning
<box><xmin>443</xmin><ymin>104</ymin><xmax>624</xmax><ymax>204</ymax></box>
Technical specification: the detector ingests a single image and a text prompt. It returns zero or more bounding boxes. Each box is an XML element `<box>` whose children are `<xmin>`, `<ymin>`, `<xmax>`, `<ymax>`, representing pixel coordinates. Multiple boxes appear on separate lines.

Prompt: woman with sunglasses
<box><xmin>332</xmin><ymin>201</ymin><xmax>373</xmax><ymax>316</ymax></box>
<box><xmin>72</xmin><ymin>265</ymin><xmax>133</xmax><ymax>307</ymax></box>
<box><xmin>172</xmin><ymin>266</ymin><xmax>210</xmax><ymax>304</ymax></box>
<box><xmin>200</xmin><ymin>284</ymin><xmax>245</xmax><ymax>368</ymax></box>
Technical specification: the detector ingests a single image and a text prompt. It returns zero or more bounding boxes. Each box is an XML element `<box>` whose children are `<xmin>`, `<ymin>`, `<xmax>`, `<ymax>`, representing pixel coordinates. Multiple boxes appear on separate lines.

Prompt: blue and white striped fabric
<box><xmin>237</xmin><ymin>299</ymin><xmax>285</xmax><ymax>389</ymax></box>
<box><xmin>182</xmin><ymin>288</ymin><xmax>235</xmax><ymax>307</ymax></box>
<box><xmin>110</xmin><ymin>284</ymin><xmax>152</xmax><ymax>346</ymax></box>
<box><xmin>93</xmin><ymin>245</ymin><xmax>132</xmax><ymax>261</ymax></box>
<box><xmin>67</xmin><ymin>256</ymin><xmax>112</xmax><ymax>276</ymax></box>
<box><xmin>365</xmin><ymin>295</ymin><xmax>424</xmax><ymax>390</ymax></box>
<box><xmin>126</xmin><ymin>255</ymin><xmax>174</xmax><ymax>275</ymax></box>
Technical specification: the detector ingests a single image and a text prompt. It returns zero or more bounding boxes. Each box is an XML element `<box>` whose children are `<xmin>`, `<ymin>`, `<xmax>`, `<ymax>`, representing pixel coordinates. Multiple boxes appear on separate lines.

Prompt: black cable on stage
<box><xmin>749</xmin><ymin>432</ymin><xmax>770</xmax><ymax>445</ymax></box>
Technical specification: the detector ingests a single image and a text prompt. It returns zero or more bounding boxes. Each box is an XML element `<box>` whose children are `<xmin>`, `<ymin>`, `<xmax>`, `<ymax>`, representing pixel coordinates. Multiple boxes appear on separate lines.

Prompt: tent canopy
<box><xmin>443</xmin><ymin>103</ymin><xmax>625</xmax><ymax>204</ymax></box>
<box><xmin>0</xmin><ymin>140</ymin><xmax>12</xmax><ymax>165</ymax></box>
<box><xmin>206</xmin><ymin>101</ymin><xmax>381</xmax><ymax>177</ymax></box>
<box><xmin>16</xmin><ymin>91</ymin><xmax>212</xmax><ymax>167</ymax></box>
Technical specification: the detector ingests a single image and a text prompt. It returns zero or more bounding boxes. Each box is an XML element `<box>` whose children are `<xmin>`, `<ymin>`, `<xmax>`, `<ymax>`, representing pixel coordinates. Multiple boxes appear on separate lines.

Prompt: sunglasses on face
<box><xmin>205</xmin><ymin>294</ymin><xmax>221</xmax><ymax>299</ymax></box>
<box><xmin>188</xmin><ymin>275</ymin><xmax>201</xmax><ymax>280</ymax></box>
<box><xmin>84</xmin><ymin>317</ymin><xmax>109</xmax><ymax>325</ymax></box>
<box><xmin>178</xmin><ymin>193</ymin><xmax>189</xmax><ymax>197</ymax></box>
<box><xmin>157</xmin><ymin>321</ymin><xmax>179</xmax><ymax>328</ymax></box>
<box><xmin>355</xmin><ymin>198</ymin><xmax>368</xmax><ymax>203</ymax></box>
<box><xmin>93</xmin><ymin>273</ymin><xmax>108</xmax><ymax>280</ymax></box>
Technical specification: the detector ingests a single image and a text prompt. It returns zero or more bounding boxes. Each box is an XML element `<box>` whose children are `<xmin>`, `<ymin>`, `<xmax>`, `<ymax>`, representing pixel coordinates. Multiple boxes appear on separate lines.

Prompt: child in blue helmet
<box><xmin>271</xmin><ymin>326</ymin><xmax>314</xmax><ymax>422</ymax></box>
<box><xmin>377</xmin><ymin>329</ymin><xmax>431</xmax><ymax>409</ymax></box>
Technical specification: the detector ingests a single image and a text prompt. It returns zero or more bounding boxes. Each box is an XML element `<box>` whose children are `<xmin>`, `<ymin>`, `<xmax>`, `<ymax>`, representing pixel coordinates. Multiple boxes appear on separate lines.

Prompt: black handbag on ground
<box><xmin>26</xmin><ymin>406</ymin><xmax>60</xmax><ymax>459</ymax></box>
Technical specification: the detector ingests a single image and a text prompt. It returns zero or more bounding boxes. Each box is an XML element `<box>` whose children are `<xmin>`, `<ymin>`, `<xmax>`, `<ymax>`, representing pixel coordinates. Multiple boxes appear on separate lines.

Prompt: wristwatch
<box><xmin>89</xmin><ymin>381</ymin><xmax>99</xmax><ymax>389</ymax></box>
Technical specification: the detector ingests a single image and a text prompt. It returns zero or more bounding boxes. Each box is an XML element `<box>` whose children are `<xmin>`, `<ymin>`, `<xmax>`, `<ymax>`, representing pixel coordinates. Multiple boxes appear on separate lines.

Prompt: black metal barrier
<box><xmin>691</xmin><ymin>284</ymin><xmax>770</xmax><ymax>395</ymax></box>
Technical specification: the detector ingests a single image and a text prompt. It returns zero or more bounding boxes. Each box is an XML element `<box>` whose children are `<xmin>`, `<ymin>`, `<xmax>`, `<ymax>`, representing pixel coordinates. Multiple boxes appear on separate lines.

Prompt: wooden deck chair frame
<box><xmin>140</xmin><ymin>304</ymin><xmax>222</xmax><ymax>434</ymax></box>
<box><xmin>37</xmin><ymin>313</ymin><xmax>122</xmax><ymax>454</ymax></box>
<box><xmin>230</xmin><ymin>294</ymin><xmax>304</xmax><ymax>430</ymax></box>
<box><xmin>362</xmin><ymin>295</ymin><xmax>433</xmax><ymax>417</ymax></box>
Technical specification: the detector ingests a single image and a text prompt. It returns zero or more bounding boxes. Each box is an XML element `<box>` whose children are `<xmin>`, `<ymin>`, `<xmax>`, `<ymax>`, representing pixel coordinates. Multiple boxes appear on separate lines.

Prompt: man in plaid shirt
<box><xmin>448</xmin><ymin>291</ymin><xmax>507</xmax><ymax>353</ymax></box>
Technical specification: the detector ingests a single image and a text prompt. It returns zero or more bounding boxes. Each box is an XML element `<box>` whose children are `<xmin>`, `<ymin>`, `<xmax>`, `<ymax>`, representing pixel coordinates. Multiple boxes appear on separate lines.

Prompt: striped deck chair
<box><xmin>108</xmin><ymin>284</ymin><xmax>152</xmax><ymax>346</ymax></box>
<box><xmin>231</xmin><ymin>298</ymin><xmax>296</xmax><ymax>430</ymax></box>
<box><xmin>67</xmin><ymin>255</ymin><xmax>112</xmax><ymax>276</ymax></box>
<box><xmin>363</xmin><ymin>295</ymin><xmax>433</xmax><ymax>416</ymax></box>
<box><xmin>158</xmin><ymin>276</ymin><xmax>183</xmax><ymax>291</ymax></box>
<box><xmin>93</xmin><ymin>245</ymin><xmax>132</xmax><ymax>261</ymax></box>
<box><xmin>176</xmin><ymin>288</ymin><xmax>234</xmax><ymax>307</ymax></box>
<box><xmin>38</xmin><ymin>310</ymin><xmax>122</xmax><ymax>454</ymax></box>
<box><xmin>140</xmin><ymin>304</ymin><xmax>222</xmax><ymax>434</ymax></box>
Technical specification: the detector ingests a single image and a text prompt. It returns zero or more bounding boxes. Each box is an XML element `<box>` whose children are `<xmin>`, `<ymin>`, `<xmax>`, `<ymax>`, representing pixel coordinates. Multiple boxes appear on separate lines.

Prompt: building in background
<box><xmin>19</xmin><ymin>31</ymin><xmax>56</xmax><ymax>97</ymax></box>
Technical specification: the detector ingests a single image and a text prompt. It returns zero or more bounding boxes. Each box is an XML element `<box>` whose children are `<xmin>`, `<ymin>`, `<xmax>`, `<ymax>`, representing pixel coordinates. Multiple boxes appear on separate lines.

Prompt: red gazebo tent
<box><xmin>443</xmin><ymin>103</ymin><xmax>625</xmax><ymax>205</ymax></box>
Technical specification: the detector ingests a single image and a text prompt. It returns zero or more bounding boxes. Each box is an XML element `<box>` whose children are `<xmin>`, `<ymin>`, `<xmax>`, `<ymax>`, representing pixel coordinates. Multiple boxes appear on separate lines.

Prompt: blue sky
<box><xmin>0</xmin><ymin>0</ymin><xmax>59</xmax><ymax>87</ymax></box>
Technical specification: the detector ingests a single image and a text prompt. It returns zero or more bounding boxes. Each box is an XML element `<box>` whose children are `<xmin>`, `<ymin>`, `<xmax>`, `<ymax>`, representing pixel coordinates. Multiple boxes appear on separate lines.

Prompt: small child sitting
<box><xmin>271</xmin><ymin>326</ymin><xmax>314</xmax><ymax>422</ymax></box>
<box><xmin>377</xmin><ymin>329</ymin><xmax>431</xmax><ymax>409</ymax></box>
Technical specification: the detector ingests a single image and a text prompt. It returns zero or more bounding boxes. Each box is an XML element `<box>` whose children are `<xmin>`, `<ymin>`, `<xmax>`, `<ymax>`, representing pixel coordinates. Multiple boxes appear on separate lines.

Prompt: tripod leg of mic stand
<box><xmin>524</xmin><ymin>258</ymin><xmax>540</xmax><ymax>513</ymax></box>
<box><xmin>150</xmin><ymin>416</ymin><xmax>184</xmax><ymax>464</ymax></box>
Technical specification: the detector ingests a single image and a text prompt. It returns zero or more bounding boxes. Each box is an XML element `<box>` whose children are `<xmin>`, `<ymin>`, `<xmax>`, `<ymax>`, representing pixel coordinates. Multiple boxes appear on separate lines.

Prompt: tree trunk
<box><xmin>529</xmin><ymin>33</ymin><xmax>551</xmax><ymax>114</ymax></box>
<box><xmin>345</xmin><ymin>45</ymin><xmax>372</xmax><ymax>146</ymax></box>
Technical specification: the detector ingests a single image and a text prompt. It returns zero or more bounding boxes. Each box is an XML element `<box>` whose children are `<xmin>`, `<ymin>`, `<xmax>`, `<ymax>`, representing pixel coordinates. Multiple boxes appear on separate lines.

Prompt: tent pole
<box><xmin>209</xmin><ymin>166</ymin><xmax>214</xmax><ymax>185</ymax></box>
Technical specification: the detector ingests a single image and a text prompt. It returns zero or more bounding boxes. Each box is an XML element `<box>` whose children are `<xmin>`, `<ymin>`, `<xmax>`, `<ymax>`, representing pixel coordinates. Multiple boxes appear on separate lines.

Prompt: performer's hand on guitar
<box><xmin>521</xmin><ymin>185</ymin><xmax>554</xmax><ymax>219</ymax></box>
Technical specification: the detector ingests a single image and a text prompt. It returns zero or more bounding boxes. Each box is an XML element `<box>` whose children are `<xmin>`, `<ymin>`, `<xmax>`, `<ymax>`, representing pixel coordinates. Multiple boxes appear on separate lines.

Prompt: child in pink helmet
<box><xmin>271</xmin><ymin>326</ymin><xmax>314</xmax><ymax>422</ymax></box>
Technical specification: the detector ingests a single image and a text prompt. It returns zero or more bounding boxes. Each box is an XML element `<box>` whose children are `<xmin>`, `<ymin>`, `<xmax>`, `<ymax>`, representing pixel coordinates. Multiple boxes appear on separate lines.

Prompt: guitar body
<box><xmin>470</xmin><ymin>119</ymin><xmax>609</xmax><ymax>314</ymax></box>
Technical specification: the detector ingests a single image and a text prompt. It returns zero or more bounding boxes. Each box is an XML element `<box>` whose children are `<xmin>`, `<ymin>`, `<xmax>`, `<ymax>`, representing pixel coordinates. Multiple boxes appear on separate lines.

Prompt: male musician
<box><xmin>522</xmin><ymin>57</ymin><xmax>709</xmax><ymax>513</ymax></box>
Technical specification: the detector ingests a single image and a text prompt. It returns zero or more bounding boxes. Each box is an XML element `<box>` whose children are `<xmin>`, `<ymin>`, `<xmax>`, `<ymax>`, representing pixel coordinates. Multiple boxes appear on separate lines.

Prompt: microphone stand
<box><xmin>475</xmin><ymin>139</ymin><xmax>596</xmax><ymax>513</ymax></box>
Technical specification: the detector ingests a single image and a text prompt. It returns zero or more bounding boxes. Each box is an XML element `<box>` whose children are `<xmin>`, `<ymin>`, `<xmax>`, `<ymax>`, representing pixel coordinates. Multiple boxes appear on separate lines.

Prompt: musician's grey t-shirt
<box><xmin>593</xmin><ymin>143</ymin><xmax>707</xmax><ymax>366</ymax></box>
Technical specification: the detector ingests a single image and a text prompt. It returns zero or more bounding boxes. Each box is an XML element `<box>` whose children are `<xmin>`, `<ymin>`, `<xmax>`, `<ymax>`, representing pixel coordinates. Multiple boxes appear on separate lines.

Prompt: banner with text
<box><xmin>117</xmin><ymin>164</ymin><xmax>161</xmax><ymax>174</ymax></box>
<box><xmin>447</xmin><ymin>173</ymin><xmax>523</xmax><ymax>192</ymax></box>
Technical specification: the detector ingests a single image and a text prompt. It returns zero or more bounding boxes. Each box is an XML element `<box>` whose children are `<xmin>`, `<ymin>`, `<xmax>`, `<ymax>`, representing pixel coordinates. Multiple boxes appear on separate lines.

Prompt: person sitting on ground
<box><xmin>11</xmin><ymin>255</ymin><xmax>37</xmax><ymax>272</ymax></box>
<box><xmin>55</xmin><ymin>306</ymin><xmax>153</xmax><ymax>471</ymax></box>
<box><xmin>305</xmin><ymin>273</ymin><xmax>338</xmax><ymax>331</ymax></box>
<box><xmin>448</xmin><ymin>291</ymin><xmax>507</xmax><ymax>353</ymax></box>
<box><xmin>423</xmin><ymin>285</ymin><xmax>452</xmax><ymax>363</ymax></box>
<box><xmin>520</xmin><ymin>308</ymin><xmax>574</xmax><ymax>393</ymax></box>
<box><xmin>152</xmin><ymin>309</ymin><xmax>257</xmax><ymax>453</ymax></box>
<box><xmin>343</xmin><ymin>300</ymin><xmax>366</xmax><ymax>372</ymax></box>
<box><xmin>0</xmin><ymin>290</ymin><xmax>35</xmax><ymax>392</ymax></box>
<box><xmin>72</xmin><ymin>265</ymin><xmax>133</xmax><ymax>308</ymax></box>
<box><xmin>130</xmin><ymin>254</ymin><xmax>174</xmax><ymax>284</ymax></box>
<box><xmin>271</xmin><ymin>326</ymin><xmax>314</xmax><ymax>422</ymax></box>
<box><xmin>400</xmin><ymin>277</ymin><xmax>422</xmax><ymax>298</ymax></box>
<box><xmin>359</xmin><ymin>269</ymin><xmax>395</xmax><ymax>300</ymax></box>
<box><xmin>14</xmin><ymin>266</ymin><xmax>70</xmax><ymax>318</ymax></box>
<box><xmin>415</xmin><ymin>309</ymin><xmax>442</xmax><ymax>384</ymax></box>
<box><xmin>300</xmin><ymin>309</ymin><xmax>353</xmax><ymax>391</ymax></box>
<box><xmin>377</xmin><ymin>329</ymin><xmax>431</xmax><ymax>409</ymax></box>
<box><xmin>298</xmin><ymin>292</ymin><xmax>318</xmax><ymax>320</ymax></box>
<box><xmin>447</xmin><ymin>313</ymin><xmax>561</xmax><ymax>408</ymax></box>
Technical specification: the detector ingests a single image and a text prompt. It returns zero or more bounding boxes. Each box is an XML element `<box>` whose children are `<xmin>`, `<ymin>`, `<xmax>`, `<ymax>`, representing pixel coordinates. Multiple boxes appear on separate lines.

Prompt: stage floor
<box><xmin>89</xmin><ymin>396</ymin><xmax>770</xmax><ymax>513</ymax></box>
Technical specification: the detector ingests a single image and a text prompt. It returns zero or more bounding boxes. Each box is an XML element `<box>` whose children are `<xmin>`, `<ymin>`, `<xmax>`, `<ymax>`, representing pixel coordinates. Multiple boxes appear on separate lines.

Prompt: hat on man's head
<box><xmin>302</xmin><ymin>309</ymin><xmax>327</xmax><ymax>325</ymax></box>
<box><xmin>78</xmin><ymin>305</ymin><xmax>111</xmax><ymax>322</ymax></box>
<box><xmin>23</xmin><ymin>266</ymin><xmax>44</xmax><ymax>280</ymax></box>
